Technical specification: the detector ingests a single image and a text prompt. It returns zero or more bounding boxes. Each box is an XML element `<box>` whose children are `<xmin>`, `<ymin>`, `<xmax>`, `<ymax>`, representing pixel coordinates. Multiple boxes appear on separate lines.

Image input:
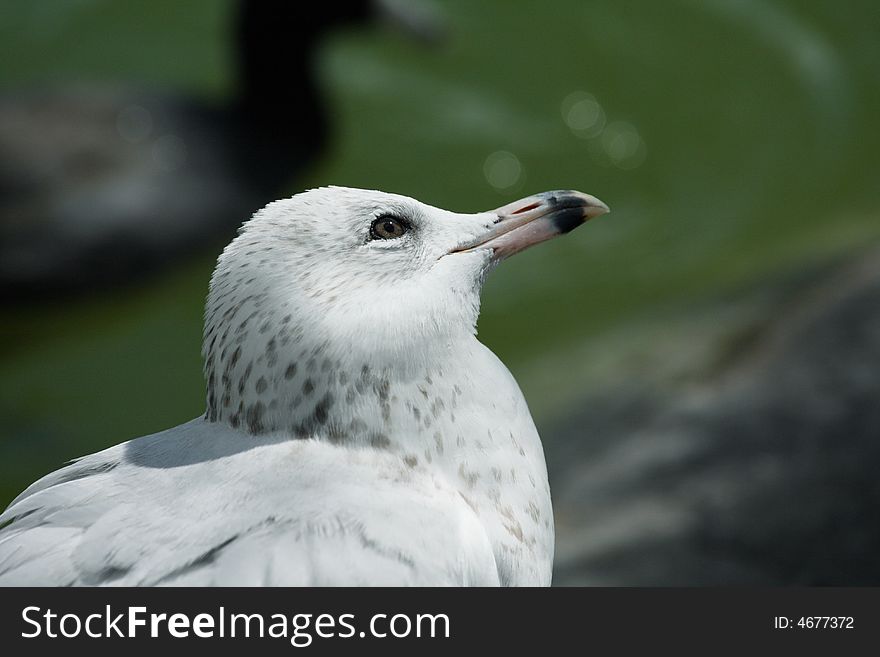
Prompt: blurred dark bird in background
<box><xmin>0</xmin><ymin>0</ymin><xmax>443</xmax><ymax>301</ymax></box>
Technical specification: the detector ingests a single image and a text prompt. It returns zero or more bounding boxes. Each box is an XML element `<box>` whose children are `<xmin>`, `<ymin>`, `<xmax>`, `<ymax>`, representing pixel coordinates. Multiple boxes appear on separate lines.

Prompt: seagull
<box><xmin>0</xmin><ymin>186</ymin><xmax>609</xmax><ymax>586</ymax></box>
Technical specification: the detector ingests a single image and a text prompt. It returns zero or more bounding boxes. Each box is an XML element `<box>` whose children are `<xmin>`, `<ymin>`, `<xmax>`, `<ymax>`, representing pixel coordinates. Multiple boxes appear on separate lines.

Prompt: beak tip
<box><xmin>586</xmin><ymin>203</ymin><xmax>610</xmax><ymax>220</ymax></box>
<box><xmin>578</xmin><ymin>193</ymin><xmax>610</xmax><ymax>219</ymax></box>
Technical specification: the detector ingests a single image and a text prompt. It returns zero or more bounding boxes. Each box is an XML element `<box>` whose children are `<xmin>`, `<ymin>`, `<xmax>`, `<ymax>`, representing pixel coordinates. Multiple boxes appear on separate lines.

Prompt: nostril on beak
<box><xmin>511</xmin><ymin>201</ymin><xmax>542</xmax><ymax>215</ymax></box>
<box><xmin>494</xmin><ymin>200</ymin><xmax>543</xmax><ymax>224</ymax></box>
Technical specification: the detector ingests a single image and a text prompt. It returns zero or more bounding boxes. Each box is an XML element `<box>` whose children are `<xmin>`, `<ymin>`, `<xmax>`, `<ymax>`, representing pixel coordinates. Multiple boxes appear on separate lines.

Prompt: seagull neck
<box><xmin>204</xmin><ymin>322</ymin><xmax>491</xmax><ymax>449</ymax></box>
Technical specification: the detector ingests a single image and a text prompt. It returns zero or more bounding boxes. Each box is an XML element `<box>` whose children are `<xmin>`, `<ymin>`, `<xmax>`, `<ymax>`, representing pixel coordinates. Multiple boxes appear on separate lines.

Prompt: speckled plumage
<box><xmin>0</xmin><ymin>186</ymin><xmax>608</xmax><ymax>586</ymax></box>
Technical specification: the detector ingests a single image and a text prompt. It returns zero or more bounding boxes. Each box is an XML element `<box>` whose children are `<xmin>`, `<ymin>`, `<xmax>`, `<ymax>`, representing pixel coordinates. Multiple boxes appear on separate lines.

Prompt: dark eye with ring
<box><xmin>369</xmin><ymin>215</ymin><xmax>410</xmax><ymax>240</ymax></box>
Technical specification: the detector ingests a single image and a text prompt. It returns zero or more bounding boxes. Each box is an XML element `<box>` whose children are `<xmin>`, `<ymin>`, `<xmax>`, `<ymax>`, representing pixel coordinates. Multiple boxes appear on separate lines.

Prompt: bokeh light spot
<box><xmin>483</xmin><ymin>150</ymin><xmax>522</xmax><ymax>190</ymax></box>
<box><xmin>601</xmin><ymin>121</ymin><xmax>647</xmax><ymax>170</ymax></box>
<box><xmin>561</xmin><ymin>91</ymin><xmax>606</xmax><ymax>138</ymax></box>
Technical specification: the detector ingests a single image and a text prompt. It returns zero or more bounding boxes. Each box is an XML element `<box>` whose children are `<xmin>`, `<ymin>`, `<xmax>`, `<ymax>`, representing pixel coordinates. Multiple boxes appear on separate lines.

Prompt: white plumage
<box><xmin>0</xmin><ymin>186</ymin><xmax>607</xmax><ymax>586</ymax></box>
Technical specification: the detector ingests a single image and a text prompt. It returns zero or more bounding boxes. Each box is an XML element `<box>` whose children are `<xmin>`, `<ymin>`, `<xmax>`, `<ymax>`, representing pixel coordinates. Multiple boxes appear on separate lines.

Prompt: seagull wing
<box><xmin>0</xmin><ymin>419</ymin><xmax>499</xmax><ymax>586</ymax></box>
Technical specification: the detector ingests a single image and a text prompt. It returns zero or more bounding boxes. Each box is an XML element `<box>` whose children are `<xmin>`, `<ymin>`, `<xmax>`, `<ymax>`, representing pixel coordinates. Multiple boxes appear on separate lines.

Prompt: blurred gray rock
<box><xmin>550</xmin><ymin>249</ymin><xmax>880</xmax><ymax>585</ymax></box>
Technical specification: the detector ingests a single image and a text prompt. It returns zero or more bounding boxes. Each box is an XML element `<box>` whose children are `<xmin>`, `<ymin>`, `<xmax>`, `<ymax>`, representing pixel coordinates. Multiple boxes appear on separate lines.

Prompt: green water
<box><xmin>1</xmin><ymin>0</ymin><xmax>879</xmax><ymax>506</ymax></box>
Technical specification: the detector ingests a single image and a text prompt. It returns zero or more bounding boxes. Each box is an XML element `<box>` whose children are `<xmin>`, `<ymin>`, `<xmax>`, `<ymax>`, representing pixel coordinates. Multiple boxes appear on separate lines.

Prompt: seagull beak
<box><xmin>451</xmin><ymin>190</ymin><xmax>610</xmax><ymax>260</ymax></box>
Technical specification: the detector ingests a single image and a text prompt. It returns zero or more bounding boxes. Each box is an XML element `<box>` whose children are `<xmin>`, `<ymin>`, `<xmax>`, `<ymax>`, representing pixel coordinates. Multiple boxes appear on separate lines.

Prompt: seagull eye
<box><xmin>369</xmin><ymin>215</ymin><xmax>409</xmax><ymax>240</ymax></box>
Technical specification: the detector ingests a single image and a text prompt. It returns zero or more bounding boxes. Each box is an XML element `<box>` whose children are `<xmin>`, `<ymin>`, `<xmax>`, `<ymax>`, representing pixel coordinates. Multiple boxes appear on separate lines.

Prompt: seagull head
<box><xmin>203</xmin><ymin>186</ymin><xmax>608</xmax><ymax>434</ymax></box>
